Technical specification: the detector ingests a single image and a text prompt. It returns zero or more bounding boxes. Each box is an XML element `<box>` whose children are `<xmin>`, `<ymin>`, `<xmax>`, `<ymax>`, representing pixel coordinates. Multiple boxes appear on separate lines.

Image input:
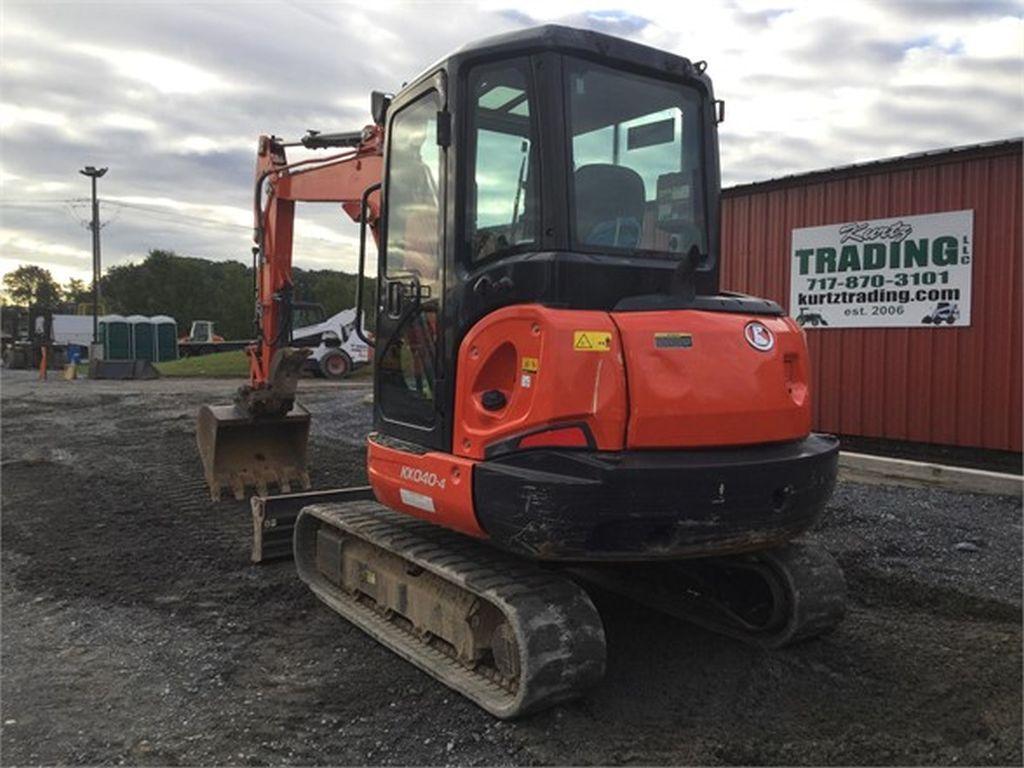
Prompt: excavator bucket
<box><xmin>197</xmin><ymin>403</ymin><xmax>312</xmax><ymax>501</ymax></box>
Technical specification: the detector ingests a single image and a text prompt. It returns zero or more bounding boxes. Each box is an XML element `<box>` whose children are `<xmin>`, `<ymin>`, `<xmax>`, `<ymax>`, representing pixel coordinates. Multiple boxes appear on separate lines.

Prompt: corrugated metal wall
<box><xmin>721</xmin><ymin>140</ymin><xmax>1022</xmax><ymax>452</ymax></box>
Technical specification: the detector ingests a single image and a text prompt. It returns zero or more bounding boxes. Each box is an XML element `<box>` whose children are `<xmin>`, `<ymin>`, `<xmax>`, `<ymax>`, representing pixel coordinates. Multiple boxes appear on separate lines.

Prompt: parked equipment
<box><xmin>178</xmin><ymin>320</ymin><xmax>250</xmax><ymax>357</ymax></box>
<box><xmin>199</xmin><ymin>25</ymin><xmax>845</xmax><ymax>718</ymax></box>
<box><xmin>2</xmin><ymin>306</ymin><xmax>68</xmax><ymax>370</ymax></box>
<box><xmin>293</xmin><ymin>307</ymin><xmax>371</xmax><ymax>379</ymax></box>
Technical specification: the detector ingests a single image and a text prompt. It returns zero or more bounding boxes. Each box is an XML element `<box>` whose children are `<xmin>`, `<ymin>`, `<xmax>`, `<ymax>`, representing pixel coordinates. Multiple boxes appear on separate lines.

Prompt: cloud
<box><xmin>0</xmin><ymin>229</ymin><xmax>93</xmax><ymax>283</ymax></box>
<box><xmin>70</xmin><ymin>43</ymin><xmax>232</xmax><ymax>95</ymax></box>
<box><xmin>0</xmin><ymin>0</ymin><xmax>1020</xmax><ymax>285</ymax></box>
<box><xmin>99</xmin><ymin>113</ymin><xmax>159</xmax><ymax>133</ymax></box>
<box><xmin>0</xmin><ymin>104</ymin><xmax>70</xmax><ymax>134</ymax></box>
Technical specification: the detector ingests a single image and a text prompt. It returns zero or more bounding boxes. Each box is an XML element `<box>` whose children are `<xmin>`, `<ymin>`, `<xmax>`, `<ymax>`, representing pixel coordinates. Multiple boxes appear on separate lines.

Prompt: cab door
<box><xmin>374</xmin><ymin>81</ymin><xmax>448</xmax><ymax>450</ymax></box>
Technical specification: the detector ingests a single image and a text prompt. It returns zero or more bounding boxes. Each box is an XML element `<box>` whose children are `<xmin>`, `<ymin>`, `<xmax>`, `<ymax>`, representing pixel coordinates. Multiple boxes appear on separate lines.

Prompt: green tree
<box><xmin>102</xmin><ymin>250</ymin><xmax>253</xmax><ymax>339</ymax></box>
<box><xmin>96</xmin><ymin>249</ymin><xmax>372</xmax><ymax>339</ymax></box>
<box><xmin>2</xmin><ymin>265</ymin><xmax>63</xmax><ymax>307</ymax></box>
<box><xmin>63</xmin><ymin>278</ymin><xmax>90</xmax><ymax>304</ymax></box>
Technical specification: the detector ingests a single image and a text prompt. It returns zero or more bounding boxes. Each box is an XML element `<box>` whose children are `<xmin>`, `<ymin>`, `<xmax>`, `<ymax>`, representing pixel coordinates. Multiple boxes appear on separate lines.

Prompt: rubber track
<box><xmin>756</xmin><ymin>540</ymin><xmax>847</xmax><ymax>646</ymax></box>
<box><xmin>574</xmin><ymin>540</ymin><xmax>846</xmax><ymax>650</ymax></box>
<box><xmin>294</xmin><ymin>501</ymin><xmax>607</xmax><ymax>719</ymax></box>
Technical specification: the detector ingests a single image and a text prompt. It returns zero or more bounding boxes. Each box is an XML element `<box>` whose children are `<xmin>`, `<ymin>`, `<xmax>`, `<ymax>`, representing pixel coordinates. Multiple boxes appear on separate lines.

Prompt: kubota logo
<box><xmin>744</xmin><ymin>321</ymin><xmax>775</xmax><ymax>352</ymax></box>
<box><xmin>400</xmin><ymin>466</ymin><xmax>446</xmax><ymax>489</ymax></box>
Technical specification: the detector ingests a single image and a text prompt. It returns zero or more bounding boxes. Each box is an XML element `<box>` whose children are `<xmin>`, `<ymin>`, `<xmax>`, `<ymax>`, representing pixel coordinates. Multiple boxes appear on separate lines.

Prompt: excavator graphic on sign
<box><xmin>795</xmin><ymin>306</ymin><xmax>829</xmax><ymax>327</ymax></box>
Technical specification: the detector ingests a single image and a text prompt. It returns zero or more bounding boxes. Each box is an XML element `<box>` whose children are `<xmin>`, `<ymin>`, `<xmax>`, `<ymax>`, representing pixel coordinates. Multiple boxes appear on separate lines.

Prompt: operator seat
<box><xmin>574</xmin><ymin>164</ymin><xmax>646</xmax><ymax>248</ymax></box>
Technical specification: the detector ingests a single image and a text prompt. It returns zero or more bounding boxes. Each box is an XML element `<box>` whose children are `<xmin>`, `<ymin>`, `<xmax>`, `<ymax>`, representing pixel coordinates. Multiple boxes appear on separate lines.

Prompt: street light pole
<box><xmin>79</xmin><ymin>166</ymin><xmax>108</xmax><ymax>344</ymax></box>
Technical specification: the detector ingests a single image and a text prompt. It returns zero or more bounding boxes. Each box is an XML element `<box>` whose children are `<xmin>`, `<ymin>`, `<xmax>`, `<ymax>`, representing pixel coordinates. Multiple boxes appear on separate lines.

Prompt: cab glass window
<box><xmin>566</xmin><ymin>57</ymin><xmax>706</xmax><ymax>257</ymax></box>
<box><xmin>379</xmin><ymin>91</ymin><xmax>442</xmax><ymax>428</ymax></box>
<box><xmin>467</xmin><ymin>59</ymin><xmax>539</xmax><ymax>262</ymax></box>
<box><xmin>385</xmin><ymin>93</ymin><xmax>441</xmax><ymax>285</ymax></box>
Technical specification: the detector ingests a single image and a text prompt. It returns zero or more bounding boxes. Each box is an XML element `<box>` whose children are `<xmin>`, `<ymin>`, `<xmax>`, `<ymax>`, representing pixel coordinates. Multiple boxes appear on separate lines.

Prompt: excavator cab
<box><xmin>367</xmin><ymin>28</ymin><xmax>722</xmax><ymax>455</ymax></box>
<box><xmin>359</xmin><ymin>26</ymin><xmax>837</xmax><ymax>558</ymax></box>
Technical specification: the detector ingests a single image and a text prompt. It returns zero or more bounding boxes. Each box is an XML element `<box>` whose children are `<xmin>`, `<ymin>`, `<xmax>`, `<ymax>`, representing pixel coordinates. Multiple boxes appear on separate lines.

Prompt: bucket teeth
<box><xmin>197</xmin><ymin>403</ymin><xmax>312</xmax><ymax>502</ymax></box>
<box><xmin>210</xmin><ymin>467</ymin><xmax>310</xmax><ymax>502</ymax></box>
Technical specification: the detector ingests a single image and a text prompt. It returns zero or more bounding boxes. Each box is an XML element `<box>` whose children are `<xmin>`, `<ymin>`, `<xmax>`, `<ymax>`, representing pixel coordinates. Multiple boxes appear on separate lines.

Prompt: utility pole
<box><xmin>79</xmin><ymin>166</ymin><xmax>108</xmax><ymax>344</ymax></box>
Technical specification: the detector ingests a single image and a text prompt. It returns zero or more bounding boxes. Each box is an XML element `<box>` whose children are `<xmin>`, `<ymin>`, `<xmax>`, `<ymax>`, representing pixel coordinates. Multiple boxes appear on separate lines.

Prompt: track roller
<box><xmin>294</xmin><ymin>501</ymin><xmax>606</xmax><ymax>719</ymax></box>
<box><xmin>574</xmin><ymin>540</ymin><xmax>846</xmax><ymax>649</ymax></box>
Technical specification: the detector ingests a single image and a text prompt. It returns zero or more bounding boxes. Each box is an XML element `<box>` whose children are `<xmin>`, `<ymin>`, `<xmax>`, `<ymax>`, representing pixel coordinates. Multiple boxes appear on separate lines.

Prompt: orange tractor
<box><xmin>199</xmin><ymin>25</ymin><xmax>845</xmax><ymax>717</ymax></box>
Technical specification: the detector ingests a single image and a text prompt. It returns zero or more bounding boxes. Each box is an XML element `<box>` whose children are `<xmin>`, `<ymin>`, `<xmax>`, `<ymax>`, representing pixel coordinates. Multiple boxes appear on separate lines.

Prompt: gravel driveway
<box><xmin>1</xmin><ymin>370</ymin><xmax>1020</xmax><ymax>766</ymax></box>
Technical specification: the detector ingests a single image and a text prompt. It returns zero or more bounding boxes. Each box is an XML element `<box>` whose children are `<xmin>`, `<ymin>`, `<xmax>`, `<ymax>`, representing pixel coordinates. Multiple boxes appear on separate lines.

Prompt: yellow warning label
<box><xmin>573</xmin><ymin>331</ymin><xmax>612</xmax><ymax>351</ymax></box>
<box><xmin>521</xmin><ymin>356</ymin><xmax>540</xmax><ymax>373</ymax></box>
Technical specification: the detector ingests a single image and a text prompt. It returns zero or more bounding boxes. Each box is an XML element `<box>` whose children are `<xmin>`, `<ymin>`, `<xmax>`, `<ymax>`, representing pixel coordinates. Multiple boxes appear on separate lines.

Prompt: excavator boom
<box><xmin>197</xmin><ymin>122</ymin><xmax>383</xmax><ymax>500</ymax></box>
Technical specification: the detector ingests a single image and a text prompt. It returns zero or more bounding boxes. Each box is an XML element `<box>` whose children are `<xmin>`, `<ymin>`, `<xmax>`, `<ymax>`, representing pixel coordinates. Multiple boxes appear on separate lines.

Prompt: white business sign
<box><xmin>789</xmin><ymin>210</ymin><xmax>973</xmax><ymax>329</ymax></box>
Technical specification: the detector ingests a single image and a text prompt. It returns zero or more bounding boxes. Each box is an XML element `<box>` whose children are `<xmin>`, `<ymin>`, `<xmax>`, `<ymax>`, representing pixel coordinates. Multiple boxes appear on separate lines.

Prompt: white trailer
<box><xmin>45</xmin><ymin>314</ymin><xmax>93</xmax><ymax>347</ymax></box>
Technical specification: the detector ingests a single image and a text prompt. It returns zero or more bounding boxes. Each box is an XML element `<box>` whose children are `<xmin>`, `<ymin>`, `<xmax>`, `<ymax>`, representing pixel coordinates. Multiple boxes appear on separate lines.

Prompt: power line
<box><xmin>103</xmin><ymin>201</ymin><xmax>355</xmax><ymax>247</ymax></box>
<box><xmin>66</xmin><ymin>200</ymin><xmax>93</xmax><ymax>229</ymax></box>
<box><xmin>99</xmin><ymin>205</ymin><xmax>122</xmax><ymax>229</ymax></box>
<box><xmin>1</xmin><ymin>197</ymin><xmax>356</xmax><ymax>247</ymax></box>
<box><xmin>0</xmin><ymin>198</ymin><xmax>91</xmax><ymax>208</ymax></box>
<box><xmin>101</xmin><ymin>200</ymin><xmax>252</xmax><ymax>233</ymax></box>
<box><xmin>0</xmin><ymin>197</ymin><xmax>249</xmax><ymax>233</ymax></box>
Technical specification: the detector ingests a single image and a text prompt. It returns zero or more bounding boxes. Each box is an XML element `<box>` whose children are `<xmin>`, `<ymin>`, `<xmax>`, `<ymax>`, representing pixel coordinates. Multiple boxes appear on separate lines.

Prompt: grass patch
<box><xmin>153</xmin><ymin>350</ymin><xmax>374</xmax><ymax>380</ymax></box>
<box><xmin>155</xmin><ymin>350</ymin><xmax>249</xmax><ymax>378</ymax></box>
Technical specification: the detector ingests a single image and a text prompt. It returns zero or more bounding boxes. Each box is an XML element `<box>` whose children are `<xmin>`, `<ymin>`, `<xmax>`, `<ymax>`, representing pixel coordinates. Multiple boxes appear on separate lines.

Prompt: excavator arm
<box><xmin>197</xmin><ymin>118</ymin><xmax>384</xmax><ymax>500</ymax></box>
<box><xmin>243</xmin><ymin>126</ymin><xmax>383</xmax><ymax>415</ymax></box>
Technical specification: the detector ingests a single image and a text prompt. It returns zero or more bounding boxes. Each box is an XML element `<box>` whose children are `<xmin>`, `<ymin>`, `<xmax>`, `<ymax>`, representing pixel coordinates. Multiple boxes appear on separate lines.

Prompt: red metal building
<box><xmin>721</xmin><ymin>139</ymin><xmax>1022</xmax><ymax>452</ymax></box>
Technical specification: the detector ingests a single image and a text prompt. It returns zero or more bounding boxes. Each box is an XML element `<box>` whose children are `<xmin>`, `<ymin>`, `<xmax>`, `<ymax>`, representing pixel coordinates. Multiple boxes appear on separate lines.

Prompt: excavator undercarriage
<box><xmin>294</xmin><ymin>502</ymin><xmax>607</xmax><ymax>718</ymax></box>
<box><xmin>292</xmin><ymin>500</ymin><xmax>844</xmax><ymax>717</ymax></box>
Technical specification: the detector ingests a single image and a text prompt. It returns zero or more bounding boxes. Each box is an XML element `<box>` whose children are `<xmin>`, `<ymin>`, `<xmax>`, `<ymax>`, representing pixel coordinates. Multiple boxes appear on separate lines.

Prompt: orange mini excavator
<box><xmin>198</xmin><ymin>25</ymin><xmax>845</xmax><ymax>718</ymax></box>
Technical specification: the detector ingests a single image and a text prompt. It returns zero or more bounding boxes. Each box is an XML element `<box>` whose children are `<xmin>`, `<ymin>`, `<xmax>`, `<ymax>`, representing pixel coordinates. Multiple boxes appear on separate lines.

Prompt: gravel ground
<box><xmin>1</xmin><ymin>369</ymin><xmax>1021</xmax><ymax>766</ymax></box>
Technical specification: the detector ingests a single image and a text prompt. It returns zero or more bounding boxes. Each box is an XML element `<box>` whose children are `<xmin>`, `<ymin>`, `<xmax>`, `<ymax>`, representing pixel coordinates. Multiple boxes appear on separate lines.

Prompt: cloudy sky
<box><xmin>1</xmin><ymin>0</ymin><xmax>1021</xmax><ymax>284</ymax></box>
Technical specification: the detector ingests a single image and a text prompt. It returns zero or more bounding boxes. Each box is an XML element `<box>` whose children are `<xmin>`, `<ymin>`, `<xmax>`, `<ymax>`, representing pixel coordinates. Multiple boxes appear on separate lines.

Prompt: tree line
<box><xmin>1</xmin><ymin>250</ymin><xmax>374</xmax><ymax>340</ymax></box>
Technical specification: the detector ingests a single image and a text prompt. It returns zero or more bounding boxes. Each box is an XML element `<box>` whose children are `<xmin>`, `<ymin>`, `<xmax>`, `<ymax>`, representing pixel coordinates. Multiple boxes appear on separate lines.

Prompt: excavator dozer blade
<box><xmin>197</xmin><ymin>403</ymin><xmax>312</xmax><ymax>501</ymax></box>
